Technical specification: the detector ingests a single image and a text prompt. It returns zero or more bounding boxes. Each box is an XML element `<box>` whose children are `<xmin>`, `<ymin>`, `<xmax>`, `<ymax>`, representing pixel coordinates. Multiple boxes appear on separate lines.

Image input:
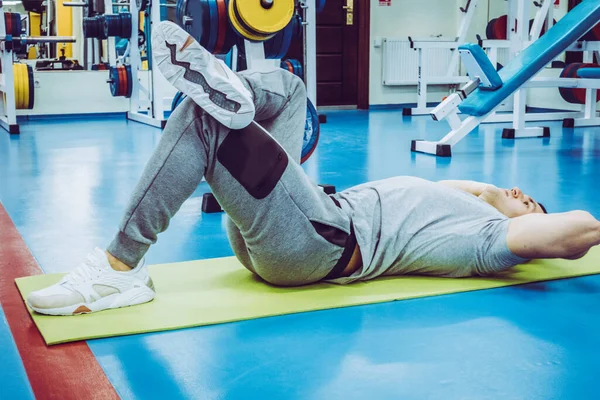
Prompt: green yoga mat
<box><xmin>16</xmin><ymin>247</ymin><xmax>600</xmax><ymax>345</ymax></box>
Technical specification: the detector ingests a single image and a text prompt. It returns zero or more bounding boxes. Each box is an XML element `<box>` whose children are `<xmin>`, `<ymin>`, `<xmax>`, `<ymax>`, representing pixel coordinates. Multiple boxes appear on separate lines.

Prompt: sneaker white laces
<box><xmin>62</xmin><ymin>250</ymin><xmax>107</xmax><ymax>288</ymax></box>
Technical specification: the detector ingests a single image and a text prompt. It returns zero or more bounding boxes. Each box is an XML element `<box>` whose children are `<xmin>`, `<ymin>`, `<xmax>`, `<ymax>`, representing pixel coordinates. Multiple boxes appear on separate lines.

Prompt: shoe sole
<box><xmin>153</xmin><ymin>21</ymin><xmax>255</xmax><ymax>130</ymax></box>
<box><xmin>27</xmin><ymin>285</ymin><xmax>156</xmax><ymax>316</ymax></box>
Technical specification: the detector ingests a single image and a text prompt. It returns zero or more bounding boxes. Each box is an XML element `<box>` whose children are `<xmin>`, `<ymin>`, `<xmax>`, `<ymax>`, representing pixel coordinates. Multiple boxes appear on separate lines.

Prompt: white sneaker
<box><xmin>153</xmin><ymin>21</ymin><xmax>255</xmax><ymax>130</ymax></box>
<box><xmin>26</xmin><ymin>248</ymin><xmax>155</xmax><ymax>316</ymax></box>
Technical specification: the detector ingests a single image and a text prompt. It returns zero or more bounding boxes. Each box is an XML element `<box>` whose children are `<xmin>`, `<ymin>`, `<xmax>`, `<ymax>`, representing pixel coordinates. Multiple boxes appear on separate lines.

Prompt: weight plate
<box><xmin>118</xmin><ymin>66</ymin><xmax>127</xmax><ymax>97</ymax></box>
<box><xmin>184</xmin><ymin>0</ymin><xmax>210</xmax><ymax>47</ymax></box>
<box><xmin>109</xmin><ymin>66</ymin><xmax>119</xmax><ymax>96</ymax></box>
<box><xmin>121</xmin><ymin>13</ymin><xmax>132</xmax><ymax>38</ymax></box>
<box><xmin>264</xmin><ymin>23</ymin><xmax>284</xmax><ymax>59</ymax></box>
<box><xmin>485</xmin><ymin>17</ymin><xmax>496</xmax><ymax>40</ymax></box>
<box><xmin>292</xmin><ymin>13</ymin><xmax>302</xmax><ymax>40</ymax></box>
<box><xmin>27</xmin><ymin>65</ymin><xmax>34</xmax><ymax>109</ymax></box>
<box><xmin>19</xmin><ymin>64</ymin><xmax>26</xmax><ymax>109</ymax></box>
<box><xmin>277</xmin><ymin>18</ymin><xmax>294</xmax><ymax>58</ymax></box>
<box><xmin>495</xmin><ymin>15</ymin><xmax>508</xmax><ymax>40</ymax></box>
<box><xmin>281</xmin><ymin>59</ymin><xmax>293</xmax><ymax>73</ymax></box>
<box><xmin>175</xmin><ymin>0</ymin><xmax>183</xmax><ymax>28</ymax></box>
<box><xmin>5</xmin><ymin>13</ymin><xmax>12</xmax><ymax>39</ymax></box>
<box><xmin>559</xmin><ymin>63</ymin><xmax>580</xmax><ymax>104</ymax></box>
<box><xmin>126</xmin><ymin>65</ymin><xmax>133</xmax><ymax>98</ymax></box>
<box><xmin>13</xmin><ymin>64</ymin><xmax>20</xmax><ymax>109</ymax></box>
<box><xmin>116</xmin><ymin>66</ymin><xmax>123</xmax><ymax>96</ymax></box>
<box><xmin>14</xmin><ymin>12</ymin><xmax>22</xmax><ymax>37</ymax></box>
<box><xmin>301</xmin><ymin>98</ymin><xmax>320</xmax><ymax>164</ymax></box>
<box><xmin>229</xmin><ymin>0</ymin><xmax>273</xmax><ymax>42</ymax></box>
<box><xmin>18</xmin><ymin>64</ymin><xmax>26</xmax><ymax>109</ymax></box>
<box><xmin>235</xmin><ymin>0</ymin><xmax>294</xmax><ymax>35</ymax></box>
<box><xmin>22</xmin><ymin>64</ymin><xmax>29</xmax><ymax>110</ymax></box>
<box><xmin>222</xmin><ymin>0</ymin><xmax>239</xmax><ymax>53</ymax></box>
<box><xmin>205</xmin><ymin>0</ymin><xmax>218</xmax><ymax>53</ymax></box>
<box><xmin>213</xmin><ymin>0</ymin><xmax>228</xmax><ymax>54</ymax></box>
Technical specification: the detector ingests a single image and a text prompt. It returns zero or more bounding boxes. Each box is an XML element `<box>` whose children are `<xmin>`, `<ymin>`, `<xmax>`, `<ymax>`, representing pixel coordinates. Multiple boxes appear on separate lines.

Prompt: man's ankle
<box><xmin>106</xmin><ymin>251</ymin><xmax>133</xmax><ymax>271</ymax></box>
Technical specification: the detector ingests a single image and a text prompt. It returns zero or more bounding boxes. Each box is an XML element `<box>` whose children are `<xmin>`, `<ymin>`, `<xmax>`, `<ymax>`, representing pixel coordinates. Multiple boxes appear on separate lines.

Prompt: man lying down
<box><xmin>26</xmin><ymin>22</ymin><xmax>600</xmax><ymax>316</ymax></box>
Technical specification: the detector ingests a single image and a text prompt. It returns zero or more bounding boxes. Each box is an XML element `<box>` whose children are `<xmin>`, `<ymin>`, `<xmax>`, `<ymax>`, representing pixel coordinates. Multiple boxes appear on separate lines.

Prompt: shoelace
<box><xmin>63</xmin><ymin>251</ymin><xmax>107</xmax><ymax>287</ymax></box>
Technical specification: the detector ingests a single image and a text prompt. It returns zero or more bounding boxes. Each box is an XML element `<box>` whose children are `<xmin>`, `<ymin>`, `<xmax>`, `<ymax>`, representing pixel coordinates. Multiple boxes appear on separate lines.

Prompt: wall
<box><xmin>369</xmin><ymin>0</ymin><xmax>462</xmax><ymax>106</ymax></box>
<box><xmin>369</xmin><ymin>0</ymin><xmax>573</xmax><ymax>107</ymax></box>
<box><xmin>17</xmin><ymin>70</ymin><xmax>177</xmax><ymax>116</ymax></box>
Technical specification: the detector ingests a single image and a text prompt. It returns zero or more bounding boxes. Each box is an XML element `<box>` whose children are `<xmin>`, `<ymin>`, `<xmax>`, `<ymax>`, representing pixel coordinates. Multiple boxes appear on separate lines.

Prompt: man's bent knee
<box><xmin>217</xmin><ymin>121</ymin><xmax>288</xmax><ymax>199</ymax></box>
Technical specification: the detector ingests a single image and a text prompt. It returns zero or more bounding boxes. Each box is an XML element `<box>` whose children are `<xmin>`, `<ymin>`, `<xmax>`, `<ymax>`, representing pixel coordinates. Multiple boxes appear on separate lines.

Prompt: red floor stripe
<box><xmin>0</xmin><ymin>204</ymin><xmax>118</xmax><ymax>399</ymax></box>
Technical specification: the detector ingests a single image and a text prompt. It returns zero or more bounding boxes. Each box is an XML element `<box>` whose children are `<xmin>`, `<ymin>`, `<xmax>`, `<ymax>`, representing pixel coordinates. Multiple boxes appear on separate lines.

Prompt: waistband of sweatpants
<box><xmin>324</xmin><ymin>196</ymin><xmax>357</xmax><ymax>280</ymax></box>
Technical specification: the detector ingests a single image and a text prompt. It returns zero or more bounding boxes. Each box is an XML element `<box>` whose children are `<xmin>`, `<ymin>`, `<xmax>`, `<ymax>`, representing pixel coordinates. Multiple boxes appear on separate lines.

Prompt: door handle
<box><xmin>344</xmin><ymin>0</ymin><xmax>354</xmax><ymax>25</ymax></box>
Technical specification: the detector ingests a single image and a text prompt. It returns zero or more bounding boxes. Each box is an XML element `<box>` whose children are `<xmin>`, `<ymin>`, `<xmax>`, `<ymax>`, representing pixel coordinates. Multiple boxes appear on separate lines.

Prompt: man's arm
<box><xmin>438</xmin><ymin>180</ymin><xmax>491</xmax><ymax>196</ymax></box>
<box><xmin>506</xmin><ymin>211</ymin><xmax>600</xmax><ymax>260</ymax></box>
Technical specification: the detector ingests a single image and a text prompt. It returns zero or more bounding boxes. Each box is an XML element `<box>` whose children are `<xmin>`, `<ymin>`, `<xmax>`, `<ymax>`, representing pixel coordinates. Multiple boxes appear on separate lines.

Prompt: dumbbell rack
<box><xmin>0</xmin><ymin>5</ymin><xmax>20</xmax><ymax>134</ymax></box>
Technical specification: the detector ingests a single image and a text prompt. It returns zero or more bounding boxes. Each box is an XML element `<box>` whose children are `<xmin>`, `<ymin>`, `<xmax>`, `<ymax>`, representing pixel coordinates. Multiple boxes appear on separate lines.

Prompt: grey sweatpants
<box><xmin>107</xmin><ymin>69</ymin><xmax>353</xmax><ymax>286</ymax></box>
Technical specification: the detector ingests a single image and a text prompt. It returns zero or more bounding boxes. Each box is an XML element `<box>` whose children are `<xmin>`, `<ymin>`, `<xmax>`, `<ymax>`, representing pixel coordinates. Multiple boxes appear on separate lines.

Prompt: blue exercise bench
<box><xmin>412</xmin><ymin>0</ymin><xmax>600</xmax><ymax>157</ymax></box>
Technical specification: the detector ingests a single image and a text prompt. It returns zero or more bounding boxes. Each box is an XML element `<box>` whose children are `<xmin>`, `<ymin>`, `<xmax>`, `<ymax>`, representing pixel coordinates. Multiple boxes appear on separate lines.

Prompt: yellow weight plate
<box><xmin>235</xmin><ymin>0</ymin><xmax>294</xmax><ymax>35</ymax></box>
<box><xmin>13</xmin><ymin>64</ymin><xmax>22</xmax><ymax>109</ymax></box>
<box><xmin>18</xmin><ymin>64</ymin><xmax>26</xmax><ymax>110</ymax></box>
<box><xmin>12</xmin><ymin>65</ymin><xmax>18</xmax><ymax>109</ymax></box>
<box><xmin>20</xmin><ymin>64</ymin><xmax>28</xmax><ymax>110</ymax></box>
<box><xmin>228</xmin><ymin>0</ymin><xmax>274</xmax><ymax>42</ymax></box>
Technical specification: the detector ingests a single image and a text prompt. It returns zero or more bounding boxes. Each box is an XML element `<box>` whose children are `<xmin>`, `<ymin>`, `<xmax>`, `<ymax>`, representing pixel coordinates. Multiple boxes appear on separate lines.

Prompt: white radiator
<box><xmin>382</xmin><ymin>39</ymin><xmax>455</xmax><ymax>86</ymax></box>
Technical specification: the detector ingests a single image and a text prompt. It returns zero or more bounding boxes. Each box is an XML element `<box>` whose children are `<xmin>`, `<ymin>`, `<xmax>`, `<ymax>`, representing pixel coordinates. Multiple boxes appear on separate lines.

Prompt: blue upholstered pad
<box><xmin>577</xmin><ymin>68</ymin><xmax>600</xmax><ymax>79</ymax></box>
<box><xmin>459</xmin><ymin>0</ymin><xmax>600</xmax><ymax>117</ymax></box>
<box><xmin>458</xmin><ymin>43</ymin><xmax>503</xmax><ymax>90</ymax></box>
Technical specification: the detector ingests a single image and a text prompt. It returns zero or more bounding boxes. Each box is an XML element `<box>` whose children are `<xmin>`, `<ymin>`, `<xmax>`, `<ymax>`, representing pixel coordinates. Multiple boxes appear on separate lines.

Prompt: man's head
<box><xmin>479</xmin><ymin>185</ymin><xmax>547</xmax><ymax>218</ymax></box>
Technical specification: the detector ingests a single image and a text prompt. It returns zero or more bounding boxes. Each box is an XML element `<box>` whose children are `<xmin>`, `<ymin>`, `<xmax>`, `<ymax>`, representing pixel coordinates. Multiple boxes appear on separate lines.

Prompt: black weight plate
<box><xmin>121</xmin><ymin>13</ymin><xmax>132</xmax><ymax>38</ymax></box>
<box><xmin>126</xmin><ymin>65</ymin><xmax>133</xmax><ymax>98</ymax></box>
<box><xmin>27</xmin><ymin>65</ymin><xmax>34</xmax><ymax>109</ymax></box>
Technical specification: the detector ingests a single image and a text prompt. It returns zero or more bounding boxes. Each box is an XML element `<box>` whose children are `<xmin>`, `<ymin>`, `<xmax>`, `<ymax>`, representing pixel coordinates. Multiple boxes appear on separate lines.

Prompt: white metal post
<box><xmin>129</xmin><ymin>0</ymin><xmax>143</xmax><ymax>117</ymax></box>
<box><xmin>530</xmin><ymin>0</ymin><xmax>552</xmax><ymax>41</ymax></box>
<box><xmin>305</xmin><ymin>0</ymin><xmax>317</xmax><ymax>106</ymax></box>
<box><xmin>447</xmin><ymin>0</ymin><xmax>479</xmax><ymax>77</ymax></box>
<box><xmin>0</xmin><ymin>4</ymin><xmax>18</xmax><ymax>132</ymax></box>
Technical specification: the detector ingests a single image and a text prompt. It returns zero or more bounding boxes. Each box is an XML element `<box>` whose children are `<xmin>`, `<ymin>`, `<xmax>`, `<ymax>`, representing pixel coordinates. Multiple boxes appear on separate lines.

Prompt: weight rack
<box><xmin>0</xmin><ymin>4</ymin><xmax>76</xmax><ymax>134</ymax></box>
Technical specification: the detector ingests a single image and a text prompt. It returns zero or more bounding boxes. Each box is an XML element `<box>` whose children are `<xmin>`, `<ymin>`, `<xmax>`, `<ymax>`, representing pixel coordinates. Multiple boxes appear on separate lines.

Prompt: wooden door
<box><xmin>316</xmin><ymin>0</ymin><xmax>359</xmax><ymax>106</ymax></box>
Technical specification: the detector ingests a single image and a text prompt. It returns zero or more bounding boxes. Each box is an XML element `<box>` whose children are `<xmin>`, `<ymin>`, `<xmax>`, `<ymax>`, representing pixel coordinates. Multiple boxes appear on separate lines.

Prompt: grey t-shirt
<box><xmin>328</xmin><ymin>177</ymin><xmax>528</xmax><ymax>284</ymax></box>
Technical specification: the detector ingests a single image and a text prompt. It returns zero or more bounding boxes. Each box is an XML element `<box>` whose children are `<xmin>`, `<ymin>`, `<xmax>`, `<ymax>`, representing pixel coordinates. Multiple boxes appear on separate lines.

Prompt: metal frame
<box><xmin>413</xmin><ymin>66</ymin><xmax>600</xmax><ymax>157</ymax></box>
<box><xmin>0</xmin><ymin>4</ymin><xmax>19</xmax><ymax>134</ymax></box>
<box><xmin>412</xmin><ymin>0</ymin><xmax>600</xmax><ymax>156</ymax></box>
<box><xmin>126</xmin><ymin>0</ymin><xmax>168</xmax><ymax>128</ymax></box>
<box><xmin>403</xmin><ymin>0</ymin><xmax>479</xmax><ymax>116</ymax></box>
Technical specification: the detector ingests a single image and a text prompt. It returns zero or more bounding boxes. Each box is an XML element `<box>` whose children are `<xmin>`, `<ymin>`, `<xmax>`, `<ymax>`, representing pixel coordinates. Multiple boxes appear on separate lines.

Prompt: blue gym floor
<box><xmin>2</xmin><ymin>110</ymin><xmax>600</xmax><ymax>399</ymax></box>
